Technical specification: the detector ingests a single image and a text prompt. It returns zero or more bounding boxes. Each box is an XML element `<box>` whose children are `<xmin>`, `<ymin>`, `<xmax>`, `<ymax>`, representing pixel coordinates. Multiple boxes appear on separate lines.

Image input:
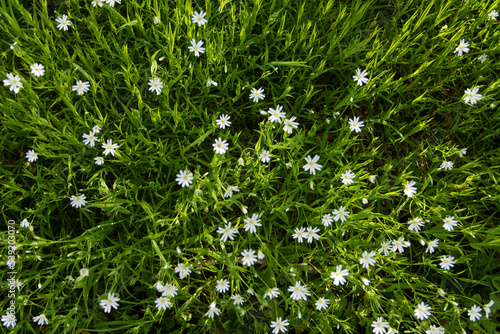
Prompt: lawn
<box><xmin>1</xmin><ymin>0</ymin><xmax>499</xmax><ymax>333</ymax></box>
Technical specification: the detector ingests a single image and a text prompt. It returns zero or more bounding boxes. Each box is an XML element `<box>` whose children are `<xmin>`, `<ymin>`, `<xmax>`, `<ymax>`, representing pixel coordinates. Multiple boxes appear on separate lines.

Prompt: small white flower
<box><xmin>270</xmin><ymin>317</ymin><xmax>289</xmax><ymax>334</ymax></box>
<box><xmin>249</xmin><ymin>87</ymin><xmax>265</xmax><ymax>102</ymax></box>
<box><xmin>161</xmin><ymin>283</ymin><xmax>179</xmax><ymax>298</ymax></box>
<box><xmin>414</xmin><ymin>302</ymin><xmax>431</xmax><ymax>321</ymax></box>
<box><xmin>443</xmin><ymin>216</ymin><xmax>458</xmax><ymax>231</ymax></box>
<box><xmin>102</xmin><ymin>139</ymin><xmax>119</xmax><ymax>156</ymax></box>
<box><xmin>105</xmin><ymin>0</ymin><xmax>121</xmax><ymax>7</ymax></box>
<box><xmin>70</xmin><ymin>194</ymin><xmax>87</xmax><ymax>208</ymax></box>
<box><xmin>378</xmin><ymin>241</ymin><xmax>393</xmax><ymax>255</ymax></box>
<box><xmin>403</xmin><ymin>181</ymin><xmax>417</xmax><ymax>197</ymax></box>
<box><xmin>3</xmin><ymin>73</ymin><xmax>23</xmax><ymax>94</ymax></box>
<box><xmin>408</xmin><ymin>217</ymin><xmax>425</xmax><ymax>232</ymax></box>
<box><xmin>205</xmin><ymin>302</ymin><xmax>221</xmax><ymax>318</ymax></box>
<box><xmin>463</xmin><ymin>87</ymin><xmax>482</xmax><ymax>105</ymax></box>
<box><xmin>454</xmin><ymin>39</ymin><xmax>470</xmax><ymax>56</ymax></box>
<box><xmin>288</xmin><ymin>281</ymin><xmax>310</xmax><ymax>301</ymax></box>
<box><xmin>333</xmin><ymin>206</ymin><xmax>350</xmax><ymax>222</ymax></box>
<box><xmin>303</xmin><ymin>155</ymin><xmax>322</xmax><ymax>175</ymax></box>
<box><xmin>268</xmin><ymin>105</ymin><xmax>286</xmax><ymax>123</ymax></box>
<box><xmin>306</xmin><ymin>226</ymin><xmax>321</xmax><ymax>243</ymax></box>
<box><xmin>478</xmin><ymin>54</ymin><xmax>487</xmax><ymax>63</ymax></box>
<box><xmin>215</xmin><ymin>279</ymin><xmax>230</xmax><ymax>294</ymax></box>
<box><xmin>20</xmin><ymin>219</ymin><xmax>29</xmax><ymax>228</ymax></box>
<box><xmin>348</xmin><ymin>116</ymin><xmax>365</xmax><ymax>133</ymax></box>
<box><xmin>283</xmin><ymin>117</ymin><xmax>299</xmax><ymax>134</ymax></box>
<box><xmin>231</xmin><ymin>294</ymin><xmax>244</xmax><ymax>306</ymax></box>
<box><xmin>257</xmin><ymin>250</ymin><xmax>265</xmax><ymax>260</ymax></box>
<box><xmin>426</xmin><ymin>325</ymin><xmax>444</xmax><ymax>334</ymax></box>
<box><xmin>94</xmin><ymin>156</ymin><xmax>104</xmax><ymax>165</ymax></box>
<box><xmin>83</xmin><ymin>132</ymin><xmax>98</xmax><ymax>147</ymax></box>
<box><xmin>243</xmin><ymin>213</ymin><xmax>262</xmax><ymax>234</ymax></box>
<box><xmin>439</xmin><ymin>160</ymin><xmax>454</xmax><ymax>171</ymax></box>
<box><xmin>32</xmin><ymin>314</ymin><xmax>49</xmax><ymax>326</ymax></box>
<box><xmin>321</xmin><ymin>214</ymin><xmax>333</xmax><ymax>227</ymax></box>
<box><xmin>55</xmin><ymin>14</ymin><xmax>71</xmax><ymax>31</ymax></box>
<box><xmin>359</xmin><ymin>251</ymin><xmax>377</xmax><ymax>269</ymax></box>
<box><xmin>458</xmin><ymin>148</ymin><xmax>467</xmax><ymax>157</ymax></box>
<box><xmin>487</xmin><ymin>10</ymin><xmax>498</xmax><ymax>20</ymax></box>
<box><xmin>259</xmin><ymin>150</ymin><xmax>272</xmax><ymax>163</ymax></box>
<box><xmin>79</xmin><ymin>268</ymin><xmax>89</xmax><ymax>277</ymax></box>
<box><xmin>241</xmin><ymin>249</ymin><xmax>258</xmax><ymax>266</ymax></box>
<box><xmin>223</xmin><ymin>186</ymin><xmax>240</xmax><ymax>198</ymax></box>
<box><xmin>216</xmin><ymin>114</ymin><xmax>231</xmax><ymax>129</ymax></box>
<box><xmin>92</xmin><ymin>0</ymin><xmax>104</xmax><ymax>7</ymax></box>
<box><xmin>292</xmin><ymin>227</ymin><xmax>306</xmax><ymax>243</ymax></box>
<box><xmin>188</xmin><ymin>39</ymin><xmax>205</xmax><ymax>57</ymax></box>
<box><xmin>353</xmin><ymin>68</ymin><xmax>369</xmax><ymax>86</ymax></box>
<box><xmin>392</xmin><ymin>237</ymin><xmax>410</xmax><ymax>253</ymax></box>
<box><xmin>92</xmin><ymin>125</ymin><xmax>101</xmax><ymax>134</ymax></box>
<box><xmin>213</xmin><ymin>137</ymin><xmax>229</xmax><ymax>154</ymax></box>
<box><xmin>467</xmin><ymin>305</ymin><xmax>482</xmax><ymax>322</ymax></box>
<box><xmin>174</xmin><ymin>263</ymin><xmax>191</xmax><ymax>279</ymax></box>
<box><xmin>175</xmin><ymin>170</ymin><xmax>194</xmax><ymax>188</ymax></box>
<box><xmin>1</xmin><ymin>313</ymin><xmax>17</xmax><ymax>328</ymax></box>
<box><xmin>191</xmin><ymin>10</ymin><xmax>207</xmax><ymax>26</ymax></box>
<box><xmin>30</xmin><ymin>63</ymin><xmax>45</xmax><ymax>77</ymax></box>
<box><xmin>340</xmin><ymin>170</ymin><xmax>356</xmax><ymax>185</ymax></box>
<box><xmin>26</xmin><ymin>149</ymin><xmax>38</xmax><ymax>162</ymax></box>
<box><xmin>148</xmin><ymin>77</ymin><xmax>163</xmax><ymax>95</ymax></box>
<box><xmin>315</xmin><ymin>297</ymin><xmax>330</xmax><ymax>311</ymax></box>
<box><xmin>100</xmin><ymin>293</ymin><xmax>120</xmax><ymax>313</ymax></box>
<box><xmin>371</xmin><ymin>317</ymin><xmax>389</xmax><ymax>334</ymax></box>
<box><xmin>439</xmin><ymin>255</ymin><xmax>455</xmax><ymax>270</ymax></box>
<box><xmin>368</xmin><ymin>175</ymin><xmax>377</xmax><ymax>184</ymax></box>
<box><xmin>72</xmin><ymin>80</ymin><xmax>90</xmax><ymax>95</ymax></box>
<box><xmin>155</xmin><ymin>297</ymin><xmax>171</xmax><ymax>310</ymax></box>
<box><xmin>426</xmin><ymin>239</ymin><xmax>440</xmax><ymax>254</ymax></box>
<box><xmin>484</xmin><ymin>300</ymin><xmax>494</xmax><ymax>318</ymax></box>
<box><xmin>330</xmin><ymin>265</ymin><xmax>349</xmax><ymax>286</ymax></box>
<box><xmin>263</xmin><ymin>287</ymin><xmax>280</xmax><ymax>299</ymax></box>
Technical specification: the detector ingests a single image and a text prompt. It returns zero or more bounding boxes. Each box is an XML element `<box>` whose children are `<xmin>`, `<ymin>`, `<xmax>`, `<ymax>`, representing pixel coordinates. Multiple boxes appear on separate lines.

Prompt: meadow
<box><xmin>1</xmin><ymin>0</ymin><xmax>499</xmax><ymax>333</ymax></box>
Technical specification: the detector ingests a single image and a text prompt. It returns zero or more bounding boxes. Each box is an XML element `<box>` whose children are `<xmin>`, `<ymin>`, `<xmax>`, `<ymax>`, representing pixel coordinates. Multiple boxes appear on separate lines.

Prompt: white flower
<box><xmin>368</xmin><ymin>175</ymin><xmax>377</xmax><ymax>183</ymax></box>
<box><xmin>153</xmin><ymin>16</ymin><xmax>161</xmax><ymax>24</ymax></box>
<box><xmin>315</xmin><ymin>297</ymin><xmax>330</xmax><ymax>311</ymax></box>
<box><xmin>249</xmin><ymin>87</ymin><xmax>265</xmax><ymax>102</ymax></box>
<box><xmin>408</xmin><ymin>217</ymin><xmax>424</xmax><ymax>232</ymax></box>
<box><xmin>467</xmin><ymin>305</ymin><xmax>482</xmax><ymax>321</ymax></box>
<box><xmin>92</xmin><ymin>0</ymin><xmax>104</xmax><ymax>7</ymax></box>
<box><xmin>263</xmin><ymin>287</ymin><xmax>280</xmax><ymax>299</ymax></box>
<box><xmin>243</xmin><ymin>213</ymin><xmax>262</xmax><ymax>234</ymax></box>
<box><xmin>213</xmin><ymin>137</ymin><xmax>229</xmax><ymax>154</ymax></box>
<box><xmin>241</xmin><ymin>249</ymin><xmax>257</xmax><ymax>266</ymax></box>
<box><xmin>478</xmin><ymin>54</ymin><xmax>487</xmax><ymax>63</ymax></box>
<box><xmin>333</xmin><ymin>206</ymin><xmax>350</xmax><ymax>222</ymax></box>
<box><xmin>283</xmin><ymin>117</ymin><xmax>298</xmax><ymax>134</ymax></box>
<box><xmin>105</xmin><ymin>0</ymin><xmax>121</xmax><ymax>7</ymax></box>
<box><xmin>330</xmin><ymin>265</ymin><xmax>349</xmax><ymax>286</ymax></box>
<box><xmin>191</xmin><ymin>10</ymin><xmax>207</xmax><ymax>26</ymax></box>
<box><xmin>32</xmin><ymin>314</ymin><xmax>49</xmax><ymax>326</ymax></box>
<box><xmin>340</xmin><ymin>170</ymin><xmax>356</xmax><ymax>185</ymax></box>
<box><xmin>1</xmin><ymin>313</ymin><xmax>16</xmax><ymax>328</ymax></box>
<box><xmin>403</xmin><ymin>181</ymin><xmax>417</xmax><ymax>197</ymax></box>
<box><xmin>215</xmin><ymin>279</ymin><xmax>230</xmax><ymax>294</ymax></box>
<box><xmin>322</xmin><ymin>214</ymin><xmax>333</xmax><ymax>227</ymax></box>
<box><xmin>155</xmin><ymin>297</ymin><xmax>171</xmax><ymax>310</ymax></box>
<box><xmin>70</xmin><ymin>194</ymin><xmax>87</xmax><ymax>208</ymax></box>
<box><xmin>94</xmin><ymin>156</ymin><xmax>104</xmax><ymax>165</ymax></box>
<box><xmin>55</xmin><ymin>14</ymin><xmax>71</xmax><ymax>31</ymax></box>
<box><xmin>378</xmin><ymin>241</ymin><xmax>393</xmax><ymax>255</ymax></box>
<box><xmin>414</xmin><ymin>302</ymin><xmax>431</xmax><ymax>320</ymax></box>
<box><xmin>79</xmin><ymin>268</ymin><xmax>89</xmax><ymax>277</ymax></box>
<box><xmin>288</xmin><ymin>281</ymin><xmax>310</xmax><ymax>301</ymax></box>
<box><xmin>348</xmin><ymin>116</ymin><xmax>365</xmax><ymax>133</ymax></box>
<box><xmin>205</xmin><ymin>302</ymin><xmax>221</xmax><ymax>318</ymax></box>
<box><xmin>20</xmin><ymin>219</ymin><xmax>29</xmax><ymax>228</ymax></box>
<box><xmin>257</xmin><ymin>250</ymin><xmax>265</xmax><ymax>260</ymax></box>
<box><xmin>353</xmin><ymin>68</ymin><xmax>369</xmax><ymax>86</ymax></box>
<box><xmin>306</xmin><ymin>226</ymin><xmax>321</xmax><ymax>243</ymax></box>
<box><xmin>463</xmin><ymin>87</ymin><xmax>482</xmax><ymax>105</ymax></box>
<box><xmin>484</xmin><ymin>300</ymin><xmax>494</xmax><ymax>318</ymax></box>
<box><xmin>439</xmin><ymin>160</ymin><xmax>454</xmax><ymax>170</ymax></box>
<box><xmin>161</xmin><ymin>283</ymin><xmax>178</xmax><ymax>298</ymax></box>
<box><xmin>175</xmin><ymin>170</ymin><xmax>194</xmax><ymax>188</ymax></box>
<box><xmin>100</xmin><ymin>293</ymin><xmax>120</xmax><ymax>313</ymax></box>
<box><xmin>454</xmin><ymin>39</ymin><xmax>470</xmax><ymax>56</ymax></box>
<box><xmin>83</xmin><ymin>132</ymin><xmax>98</xmax><ymax>147</ymax></box>
<box><xmin>92</xmin><ymin>125</ymin><xmax>101</xmax><ymax>133</ymax></box>
<box><xmin>426</xmin><ymin>239</ymin><xmax>439</xmax><ymax>254</ymax></box>
<box><xmin>362</xmin><ymin>198</ymin><xmax>369</xmax><ymax>205</ymax></box>
<box><xmin>148</xmin><ymin>77</ymin><xmax>163</xmax><ymax>95</ymax></box>
<box><xmin>392</xmin><ymin>237</ymin><xmax>410</xmax><ymax>253</ymax></box>
<box><xmin>268</xmin><ymin>104</ymin><xmax>286</xmax><ymax>123</ymax></box>
<box><xmin>362</xmin><ymin>278</ymin><xmax>371</xmax><ymax>286</ymax></box>
<box><xmin>488</xmin><ymin>10</ymin><xmax>499</xmax><ymax>20</ymax></box>
<box><xmin>359</xmin><ymin>251</ymin><xmax>377</xmax><ymax>269</ymax></box>
<box><xmin>231</xmin><ymin>294</ymin><xmax>244</xmax><ymax>306</ymax></box>
<box><xmin>292</xmin><ymin>227</ymin><xmax>306</xmax><ymax>243</ymax></box>
<box><xmin>260</xmin><ymin>150</ymin><xmax>272</xmax><ymax>163</ymax></box>
<box><xmin>270</xmin><ymin>317</ymin><xmax>289</xmax><ymax>334</ymax></box>
<box><xmin>443</xmin><ymin>216</ymin><xmax>458</xmax><ymax>231</ymax></box>
<box><xmin>223</xmin><ymin>186</ymin><xmax>240</xmax><ymax>198</ymax></box>
<box><xmin>188</xmin><ymin>39</ymin><xmax>205</xmax><ymax>57</ymax></box>
<box><xmin>174</xmin><ymin>263</ymin><xmax>191</xmax><ymax>279</ymax></box>
<box><xmin>439</xmin><ymin>255</ymin><xmax>455</xmax><ymax>270</ymax></box>
<box><xmin>30</xmin><ymin>63</ymin><xmax>45</xmax><ymax>77</ymax></box>
<box><xmin>102</xmin><ymin>139</ymin><xmax>119</xmax><ymax>156</ymax></box>
<box><xmin>26</xmin><ymin>149</ymin><xmax>38</xmax><ymax>163</ymax></box>
<box><xmin>216</xmin><ymin>114</ymin><xmax>231</xmax><ymax>129</ymax></box>
<box><xmin>3</xmin><ymin>73</ymin><xmax>23</xmax><ymax>93</ymax></box>
<box><xmin>303</xmin><ymin>155</ymin><xmax>322</xmax><ymax>175</ymax></box>
<box><xmin>458</xmin><ymin>148</ymin><xmax>467</xmax><ymax>157</ymax></box>
<box><xmin>371</xmin><ymin>317</ymin><xmax>389</xmax><ymax>334</ymax></box>
<box><xmin>72</xmin><ymin>80</ymin><xmax>90</xmax><ymax>95</ymax></box>
<box><xmin>426</xmin><ymin>325</ymin><xmax>444</xmax><ymax>334</ymax></box>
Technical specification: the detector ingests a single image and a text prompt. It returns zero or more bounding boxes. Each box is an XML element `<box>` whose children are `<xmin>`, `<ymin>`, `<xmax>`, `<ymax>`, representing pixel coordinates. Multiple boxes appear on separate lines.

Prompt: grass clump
<box><xmin>1</xmin><ymin>0</ymin><xmax>499</xmax><ymax>333</ymax></box>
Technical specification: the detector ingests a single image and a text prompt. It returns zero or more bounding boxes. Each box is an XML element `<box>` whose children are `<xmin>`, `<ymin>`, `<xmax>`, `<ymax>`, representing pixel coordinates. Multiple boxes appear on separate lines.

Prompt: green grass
<box><xmin>1</xmin><ymin>0</ymin><xmax>499</xmax><ymax>333</ymax></box>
